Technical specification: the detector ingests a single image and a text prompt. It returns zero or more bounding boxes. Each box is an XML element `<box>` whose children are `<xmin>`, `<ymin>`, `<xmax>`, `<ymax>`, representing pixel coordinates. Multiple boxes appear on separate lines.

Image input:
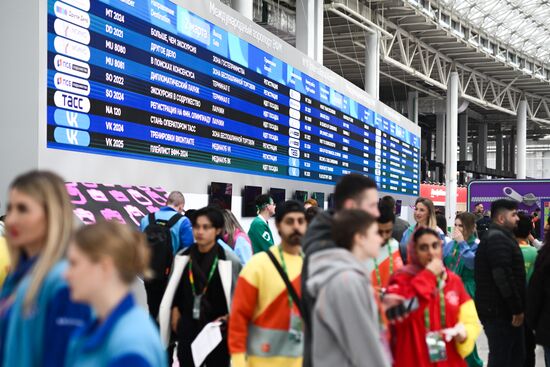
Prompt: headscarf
<box><xmin>398</xmin><ymin>226</ymin><xmax>443</xmax><ymax>276</ymax></box>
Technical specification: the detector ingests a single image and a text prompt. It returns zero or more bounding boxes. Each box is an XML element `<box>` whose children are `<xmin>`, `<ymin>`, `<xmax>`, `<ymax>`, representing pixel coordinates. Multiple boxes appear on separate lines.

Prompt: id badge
<box><xmin>426</xmin><ymin>331</ymin><xmax>447</xmax><ymax>363</ymax></box>
<box><xmin>192</xmin><ymin>295</ymin><xmax>202</xmax><ymax>320</ymax></box>
<box><xmin>288</xmin><ymin>310</ymin><xmax>303</xmax><ymax>343</ymax></box>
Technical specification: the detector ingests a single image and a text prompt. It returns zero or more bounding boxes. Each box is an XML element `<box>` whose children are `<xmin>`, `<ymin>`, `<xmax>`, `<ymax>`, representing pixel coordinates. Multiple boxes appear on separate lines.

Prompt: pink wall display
<box><xmin>66</xmin><ymin>182</ymin><xmax>168</xmax><ymax>227</ymax></box>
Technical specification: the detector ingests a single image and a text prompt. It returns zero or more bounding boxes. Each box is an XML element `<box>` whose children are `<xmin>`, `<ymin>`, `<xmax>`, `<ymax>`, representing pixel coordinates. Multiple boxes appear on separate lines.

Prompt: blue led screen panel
<box><xmin>46</xmin><ymin>0</ymin><xmax>420</xmax><ymax>196</ymax></box>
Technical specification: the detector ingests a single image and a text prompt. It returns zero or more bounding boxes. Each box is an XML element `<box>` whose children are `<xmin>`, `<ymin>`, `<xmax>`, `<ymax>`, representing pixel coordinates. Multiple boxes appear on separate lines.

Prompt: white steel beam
<box><xmin>517</xmin><ymin>100</ymin><xmax>527</xmax><ymax>178</ymax></box>
<box><xmin>446</xmin><ymin>72</ymin><xmax>459</xmax><ymax>227</ymax></box>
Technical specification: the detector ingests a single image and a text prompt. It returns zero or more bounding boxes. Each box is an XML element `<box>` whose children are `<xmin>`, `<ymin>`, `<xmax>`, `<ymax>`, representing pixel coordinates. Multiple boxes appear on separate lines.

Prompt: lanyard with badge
<box><xmin>425</xmin><ymin>277</ymin><xmax>448</xmax><ymax>363</ymax></box>
<box><xmin>278</xmin><ymin>245</ymin><xmax>303</xmax><ymax>343</ymax></box>
<box><xmin>188</xmin><ymin>256</ymin><xmax>219</xmax><ymax>320</ymax></box>
<box><xmin>447</xmin><ymin>241</ymin><xmax>463</xmax><ymax>272</ymax></box>
<box><xmin>373</xmin><ymin>243</ymin><xmax>395</xmax><ymax>289</ymax></box>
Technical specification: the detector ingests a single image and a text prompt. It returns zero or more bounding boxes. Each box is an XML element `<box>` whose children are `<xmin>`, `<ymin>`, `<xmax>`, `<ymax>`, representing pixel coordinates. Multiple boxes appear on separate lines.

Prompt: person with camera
<box><xmin>386</xmin><ymin>227</ymin><xmax>481</xmax><ymax>367</ymax></box>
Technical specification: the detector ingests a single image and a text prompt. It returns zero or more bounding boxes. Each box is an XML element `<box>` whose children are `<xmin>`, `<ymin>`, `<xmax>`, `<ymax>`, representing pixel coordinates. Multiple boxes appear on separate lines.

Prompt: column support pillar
<box><xmin>495</xmin><ymin>124</ymin><xmax>503</xmax><ymax>171</ymax></box>
<box><xmin>296</xmin><ymin>0</ymin><xmax>323</xmax><ymax>63</ymax></box>
<box><xmin>365</xmin><ymin>31</ymin><xmax>380</xmax><ymax>99</ymax></box>
<box><xmin>407</xmin><ymin>91</ymin><xmax>419</xmax><ymax>124</ymax></box>
<box><xmin>232</xmin><ymin>0</ymin><xmax>253</xmax><ymax>20</ymax></box>
<box><xmin>446</xmin><ymin>72</ymin><xmax>459</xmax><ymax>225</ymax></box>
<box><xmin>517</xmin><ymin>100</ymin><xmax>527</xmax><ymax>178</ymax></box>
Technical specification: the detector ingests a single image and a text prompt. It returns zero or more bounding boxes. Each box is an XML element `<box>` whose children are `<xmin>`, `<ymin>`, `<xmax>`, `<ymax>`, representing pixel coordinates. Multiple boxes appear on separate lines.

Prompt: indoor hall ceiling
<box><xmin>321</xmin><ymin>0</ymin><xmax>550</xmax><ymax>125</ymax></box>
<box><xmin>250</xmin><ymin>0</ymin><xmax>550</xmax><ymax>128</ymax></box>
<box><xmin>438</xmin><ymin>0</ymin><xmax>550</xmax><ymax>63</ymax></box>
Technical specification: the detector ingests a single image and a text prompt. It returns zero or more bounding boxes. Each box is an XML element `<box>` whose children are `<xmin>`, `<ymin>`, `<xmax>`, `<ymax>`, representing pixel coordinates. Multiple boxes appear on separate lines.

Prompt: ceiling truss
<box><xmin>323</xmin><ymin>1</ymin><xmax>550</xmax><ymax>125</ymax></box>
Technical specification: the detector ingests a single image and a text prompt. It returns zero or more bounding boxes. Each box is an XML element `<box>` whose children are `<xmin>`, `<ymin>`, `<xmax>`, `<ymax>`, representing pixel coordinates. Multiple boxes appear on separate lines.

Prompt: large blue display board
<box><xmin>47</xmin><ymin>0</ymin><xmax>420</xmax><ymax>195</ymax></box>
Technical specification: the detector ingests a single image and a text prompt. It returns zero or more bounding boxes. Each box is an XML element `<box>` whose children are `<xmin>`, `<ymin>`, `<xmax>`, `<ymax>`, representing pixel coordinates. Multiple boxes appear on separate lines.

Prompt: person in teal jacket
<box><xmin>0</xmin><ymin>171</ymin><xmax>91</xmax><ymax>367</ymax></box>
<box><xmin>443</xmin><ymin>212</ymin><xmax>483</xmax><ymax>367</ymax></box>
<box><xmin>64</xmin><ymin>221</ymin><xmax>166</xmax><ymax>367</ymax></box>
<box><xmin>248</xmin><ymin>194</ymin><xmax>276</xmax><ymax>253</ymax></box>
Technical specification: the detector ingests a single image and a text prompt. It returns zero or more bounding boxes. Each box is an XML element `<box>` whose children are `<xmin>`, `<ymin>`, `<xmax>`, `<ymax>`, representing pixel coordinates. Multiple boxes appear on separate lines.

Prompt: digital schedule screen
<box><xmin>46</xmin><ymin>0</ymin><xmax>421</xmax><ymax>195</ymax></box>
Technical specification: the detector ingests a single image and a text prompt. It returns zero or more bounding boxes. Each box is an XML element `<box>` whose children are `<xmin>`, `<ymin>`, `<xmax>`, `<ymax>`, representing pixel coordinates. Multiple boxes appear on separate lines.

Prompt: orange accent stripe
<box><xmin>229</xmin><ymin>277</ymin><xmax>259</xmax><ymax>353</ymax></box>
<box><xmin>254</xmin><ymin>276</ymin><xmax>301</xmax><ymax>329</ymax></box>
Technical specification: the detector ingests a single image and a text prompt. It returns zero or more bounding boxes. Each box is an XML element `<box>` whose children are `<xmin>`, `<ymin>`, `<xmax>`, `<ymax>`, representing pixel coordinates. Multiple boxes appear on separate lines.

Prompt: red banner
<box><xmin>420</xmin><ymin>184</ymin><xmax>467</xmax><ymax>206</ymax></box>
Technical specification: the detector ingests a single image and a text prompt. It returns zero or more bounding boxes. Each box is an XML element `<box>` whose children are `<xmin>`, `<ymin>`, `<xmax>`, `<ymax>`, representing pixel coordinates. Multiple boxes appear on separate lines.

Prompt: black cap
<box><xmin>275</xmin><ymin>200</ymin><xmax>305</xmax><ymax>223</ymax></box>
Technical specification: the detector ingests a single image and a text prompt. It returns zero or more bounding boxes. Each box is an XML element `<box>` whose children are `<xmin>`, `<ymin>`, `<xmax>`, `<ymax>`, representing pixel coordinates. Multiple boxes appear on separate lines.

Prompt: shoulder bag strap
<box><xmin>265</xmin><ymin>250</ymin><xmax>305</xmax><ymax>320</ymax></box>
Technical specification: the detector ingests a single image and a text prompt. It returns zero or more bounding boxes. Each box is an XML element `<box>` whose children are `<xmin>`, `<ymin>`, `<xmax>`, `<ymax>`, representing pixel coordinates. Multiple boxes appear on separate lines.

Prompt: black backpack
<box><xmin>144</xmin><ymin>212</ymin><xmax>182</xmax><ymax>281</ymax></box>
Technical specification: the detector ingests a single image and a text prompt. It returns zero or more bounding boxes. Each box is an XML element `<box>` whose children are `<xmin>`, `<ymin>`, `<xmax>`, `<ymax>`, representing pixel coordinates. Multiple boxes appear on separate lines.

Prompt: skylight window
<box><xmin>414</xmin><ymin>0</ymin><xmax>550</xmax><ymax>66</ymax></box>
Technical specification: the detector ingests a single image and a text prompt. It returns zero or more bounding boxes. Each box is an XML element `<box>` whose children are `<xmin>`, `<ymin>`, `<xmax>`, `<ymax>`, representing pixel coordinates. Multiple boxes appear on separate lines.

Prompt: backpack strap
<box><xmin>148</xmin><ymin>213</ymin><xmax>156</xmax><ymax>225</ymax></box>
<box><xmin>166</xmin><ymin>213</ymin><xmax>183</xmax><ymax>228</ymax></box>
<box><xmin>265</xmin><ymin>249</ymin><xmax>305</xmax><ymax>319</ymax></box>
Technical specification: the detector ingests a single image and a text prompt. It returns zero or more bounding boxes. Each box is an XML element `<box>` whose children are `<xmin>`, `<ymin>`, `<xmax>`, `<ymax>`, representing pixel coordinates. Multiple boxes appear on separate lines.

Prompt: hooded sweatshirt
<box><xmin>301</xmin><ymin>211</ymin><xmax>335</xmax><ymax>367</ymax></box>
<box><xmin>306</xmin><ymin>248</ymin><xmax>390</xmax><ymax>367</ymax></box>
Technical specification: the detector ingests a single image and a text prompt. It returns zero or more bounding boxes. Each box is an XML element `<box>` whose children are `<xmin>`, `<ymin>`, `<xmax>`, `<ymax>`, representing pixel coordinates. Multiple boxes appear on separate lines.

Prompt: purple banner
<box><xmin>66</xmin><ymin>182</ymin><xmax>168</xmax><ymax>227</ymax></box>
<box><xmin>468</xmin><ymin>180</ymin><xmax>550</xmax><ymax>213</ymax></box>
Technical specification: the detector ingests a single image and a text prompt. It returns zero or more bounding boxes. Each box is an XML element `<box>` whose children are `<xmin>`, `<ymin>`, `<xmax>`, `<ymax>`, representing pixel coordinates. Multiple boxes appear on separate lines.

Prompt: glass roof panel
<box><xmin>435</xmin><ymin>0</ymin><xmax>550</xmax><ymax>63</ymax></box>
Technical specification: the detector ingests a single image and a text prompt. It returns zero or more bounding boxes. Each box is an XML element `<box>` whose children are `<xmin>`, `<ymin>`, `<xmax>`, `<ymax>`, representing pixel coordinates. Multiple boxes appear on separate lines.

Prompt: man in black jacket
<box><xmin>475</xmin><ymin>199</ymin><xmax>525</xmax><ymax>367</ymax></box>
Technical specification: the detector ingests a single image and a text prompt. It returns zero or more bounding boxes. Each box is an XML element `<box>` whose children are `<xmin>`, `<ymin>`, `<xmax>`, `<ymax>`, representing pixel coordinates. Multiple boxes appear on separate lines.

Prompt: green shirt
<box><xmin>519</xmin><ymin>242</ymin><xmax>538</xmax><ymax>282</ymax></box>
<box><xmin>248</xmin><ymin>215</ymin><xmax>274</xmax><ymax>253</ymax></box>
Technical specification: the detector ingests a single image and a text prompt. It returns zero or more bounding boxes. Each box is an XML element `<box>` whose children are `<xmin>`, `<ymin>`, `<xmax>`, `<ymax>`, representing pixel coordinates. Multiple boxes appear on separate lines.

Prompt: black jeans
<box><xmin>483</xmin><ymin>318</ymin><xmax>525</xmax><ymax>367</ymax></box>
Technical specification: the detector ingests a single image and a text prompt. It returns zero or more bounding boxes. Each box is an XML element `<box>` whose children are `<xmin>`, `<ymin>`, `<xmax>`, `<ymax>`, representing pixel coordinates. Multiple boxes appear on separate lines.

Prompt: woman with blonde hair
<box><xmin>64</xmin><ymin>221</ymin><xmax>166</xmax><ymax>366</ymax></box>
<box><xmin>0</xmin><ymin>171</ymin><xmax>91</xmax><ymax>366</ymax></box>
<box><xmin>222</xmin><ymin>210</ymin><xmax>253</xmax><ymax>265</ymax></box>
<box><xmin>399</xmin><ymin>197</ymin><xmax>445</xmax><ymax>264</ymax></box>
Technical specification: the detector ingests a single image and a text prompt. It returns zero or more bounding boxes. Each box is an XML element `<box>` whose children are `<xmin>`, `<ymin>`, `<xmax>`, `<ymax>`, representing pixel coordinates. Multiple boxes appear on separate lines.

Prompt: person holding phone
<box><xmin>386</xmin><ymin>227</ymin><xmax>481</xmax><ymax>367</ymax></box>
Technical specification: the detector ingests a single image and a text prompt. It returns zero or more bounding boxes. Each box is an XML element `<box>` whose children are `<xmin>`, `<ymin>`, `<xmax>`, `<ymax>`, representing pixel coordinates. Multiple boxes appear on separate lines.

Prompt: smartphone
<box><xmin>385</xmin><ymin>297</ymin><xmax>419</xmax><ymax>321</ymax></box>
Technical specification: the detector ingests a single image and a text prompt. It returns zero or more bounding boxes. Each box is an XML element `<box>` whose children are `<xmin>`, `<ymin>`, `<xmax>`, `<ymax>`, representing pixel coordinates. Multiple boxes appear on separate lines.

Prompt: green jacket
<box><xmin>519</xmin><ymin>242</ymin><xmax>538</xmax><ymax>282</ymax></box>
<box><xmin>248</xmin><ymin>215</ymin><xmax>274</xmax><ymax>253</ymax></box>
<box><xmin>443</xmin><ymin>235</ymin><xmax>479</xmax><ymax>298</ymax></box>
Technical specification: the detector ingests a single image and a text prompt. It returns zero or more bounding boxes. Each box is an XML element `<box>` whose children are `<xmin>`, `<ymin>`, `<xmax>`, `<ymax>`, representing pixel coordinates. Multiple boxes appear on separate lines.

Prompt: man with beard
<box><xmin>475</xmin><ymin>199</ymin><xmax>526</xmax><ymax>367</ymax></box>
<box><xmin>229</xmin><ymin>200</ymin><xmax>307</xmax><ymax>367</ymax></box>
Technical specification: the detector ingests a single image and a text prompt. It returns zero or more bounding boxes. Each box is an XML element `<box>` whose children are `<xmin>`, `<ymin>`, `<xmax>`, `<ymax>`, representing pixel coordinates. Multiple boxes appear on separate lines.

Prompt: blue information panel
<box><xmin>47</xmin><ymin>0</ymin><xmax>420</xmax><ymax>195</ymax></box>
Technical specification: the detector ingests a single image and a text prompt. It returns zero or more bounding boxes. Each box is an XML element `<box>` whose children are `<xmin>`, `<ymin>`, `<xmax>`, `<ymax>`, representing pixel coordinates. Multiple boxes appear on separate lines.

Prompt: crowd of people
<box><xmin>0</xmin><ymin>170</ymin><xmax>549</xmax><ymax>367</ymax></box>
